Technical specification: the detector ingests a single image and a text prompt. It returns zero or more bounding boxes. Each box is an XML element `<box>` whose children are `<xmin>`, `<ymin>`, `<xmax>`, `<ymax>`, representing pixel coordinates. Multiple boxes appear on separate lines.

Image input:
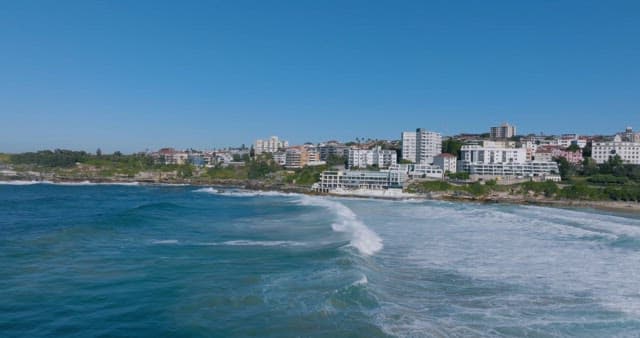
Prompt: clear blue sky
<box><xmin>1</xmin><ymin>0</ymin><xmax>639</xmax><ymax>153</ymax></box>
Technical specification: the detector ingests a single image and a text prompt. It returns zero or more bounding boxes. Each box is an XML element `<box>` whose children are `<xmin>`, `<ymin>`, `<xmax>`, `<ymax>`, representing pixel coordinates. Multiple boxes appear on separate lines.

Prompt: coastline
<box><xmin>2</xmin><ymin>176</ymin><xmax>640</xmax><ymax>215</ymax></box>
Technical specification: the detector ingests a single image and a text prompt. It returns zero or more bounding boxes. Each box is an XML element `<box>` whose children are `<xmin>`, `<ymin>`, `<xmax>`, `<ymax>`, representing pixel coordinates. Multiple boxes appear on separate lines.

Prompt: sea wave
<box><xmin>193</xmin><ymin>187</ymin><xmax>297</xmax><ymax>197</ymax></box>
<box><xmin>296</xmin><ymin>195</ymin><xmax>383</xmax><ymax>256</ymax></box>
<box><xmin>0</xmin><ymin>180</ymin><xmax>140</xmax><ymax>186</ymax></box>
<box><xmin>151</xmin><ymin>239</ymin><xmax>179</xmax><ymax>244</ymax></box>
<box><xmin>0</xmin><ymin>180</ymin><xmax>54</xmax><ymax>185</ymax></box>
<box><xmin>198</xmin><ymin>240</ymin><xmax>306</xmax><ymax>247</ymax></box>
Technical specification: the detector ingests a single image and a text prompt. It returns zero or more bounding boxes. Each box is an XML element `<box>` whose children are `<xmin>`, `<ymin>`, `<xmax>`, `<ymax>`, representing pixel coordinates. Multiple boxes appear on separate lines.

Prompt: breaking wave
<box><xmin>193</xmin><ymin>187</ymin><xmax>297</xmax><ymax>197</ymax></box>
<box><xmin>296</xmin><ymin>195</ymin><xmax>383</xmax><ymax>256</ymax></box>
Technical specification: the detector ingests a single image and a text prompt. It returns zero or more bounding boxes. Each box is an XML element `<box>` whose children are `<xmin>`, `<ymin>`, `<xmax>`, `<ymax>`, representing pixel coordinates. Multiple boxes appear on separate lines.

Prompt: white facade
<box><xmin>592</xmin><ymin>141</ymin><xmax>640</xmax><ymax>164</ymax></box>
<box><xmin>401</xmin><ymin>131</ymin><xmax>417</xmax><ymax>163</ymax></box>
<box><xmin>460</xmin><ymin>143</ymin><xmax>527</xmax><ymax>164</ymax></box>
<box><xmin>316</xmin><ymin>170</ymin><xmax>403</xmax><ymax>192</ymax></box>
<box><xmin>255</xmin><ymin>136</ymin><xmax>289</xmax><ymax>155</ymax></box>
<box><xmin>347</xmin><ymin>147</ymin><xmax>397</xmax><ymax>169</ymax></box>
<box><xmin>433</xmin><ymin>154</ymin><xmax>457</xmax><ymax>173</ymax></box>
<box><xmin>389</xmin><ymin>164</ymin><xmax>443</xmax><ymax>180</ymax></box>
<box><xmin>401</xmin><ymin>129</ymin><xmax>442</xmax><ymax>164</ymax></box>
<box><xmin>490</xmin><ymin>123</ymin><xmax>516</xmax><ymax>139</ymax></box>
<box><xmin>273</xmin><ymin>152</ymin><xmax>287</xmax><ymax>166</ymax></box>
<box><xmin>416</xmin><ymin>129</ymin><xmax>442</xmax><ymax>164</ymax></box>
<box><xmin>461</xmin><ymin>161</ymin><xmax>560</xmax><ymax>178</ymax></box>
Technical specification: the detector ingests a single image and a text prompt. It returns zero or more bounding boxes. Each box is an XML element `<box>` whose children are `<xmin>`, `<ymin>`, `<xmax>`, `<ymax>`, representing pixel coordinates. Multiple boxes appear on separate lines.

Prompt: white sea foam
<box><xmin>0</xmin><ymin>180</ymin><xmax>48</xmax><ymax>185</ymax></box>
<box><xmin>223</xmin><ymin>240</ymin><xmax>305</xmax><ymax>247</ymax></box>
<box><xmin>366</xmin><ymin>201</ymin><xmax>640</xmax><ymax>319</ymax></box>
<box><xmin>297</xmin><ymin>195</ymin><xmax>383</xmax><ymax>256</ymax></box>
<box><xmin>51</xmin><ymin>181</ymin><xmax>140</xmax><ymax>186</ymax></box>
<box><xmin>352</xmin><ymin>274</ymin><xmax>368</xmax><ymax>286</ymax></box>
<box><xmin>195</xmin><ymin>240</ymin><xmax>305</xmax><ymax>247</ymax></box>
<box><xmin>151</xmin><ymin>239</ymin><xmax>179</xmax><ymax>244</ymax></box>
<box><xmin>194</xmin><ymin>187</ymin><xmax>296</xmax><ymax>197</ymax></box>
<box><xmin>194</xmin><ymin>187</ymin><xmax>219</xmax><ymax>194</ymax></box>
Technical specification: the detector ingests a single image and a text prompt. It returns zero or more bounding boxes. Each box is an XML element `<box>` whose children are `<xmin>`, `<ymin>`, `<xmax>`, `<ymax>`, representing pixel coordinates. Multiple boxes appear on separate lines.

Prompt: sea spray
<box><xmin>194</xmin><ymin>187</ymin><xmax>296</xmax><ymax>197</ymax></box>
<box><xmin>296</xmin><ymin>195</ymin><xmax>383</xmax><ymax>256</ymax></box>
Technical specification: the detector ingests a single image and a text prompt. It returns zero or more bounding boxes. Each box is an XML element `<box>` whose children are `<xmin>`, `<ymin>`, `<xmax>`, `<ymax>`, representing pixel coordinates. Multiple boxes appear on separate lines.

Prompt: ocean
<box><xmin>1</xmin><ymin>183</ymin><xmax>640</xmax><ymax>337</ymax></box>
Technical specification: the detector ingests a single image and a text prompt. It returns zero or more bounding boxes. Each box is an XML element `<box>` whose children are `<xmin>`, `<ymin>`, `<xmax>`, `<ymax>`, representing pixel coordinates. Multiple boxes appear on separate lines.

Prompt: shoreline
<box><xmin>1</xmin><ymin>177</ymin><xmax>639</xmax><ymax>215</ymax></box>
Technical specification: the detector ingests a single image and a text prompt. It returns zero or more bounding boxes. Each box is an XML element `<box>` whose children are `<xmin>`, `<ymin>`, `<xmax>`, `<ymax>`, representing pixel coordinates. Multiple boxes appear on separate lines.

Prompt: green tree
<box><xmin>554</xmin><ymin>157</ymin><xmax>574</xmax><ymax>180</ymax></box>
<box><xmin>441</xmin><ymin>139</ymin><xmax>463</xmax><ymax>158</ymax></box>
<box><xmin>566</xmin><ymin>143</ymin><xmax>580</xmax><ymax>152</ymax></box>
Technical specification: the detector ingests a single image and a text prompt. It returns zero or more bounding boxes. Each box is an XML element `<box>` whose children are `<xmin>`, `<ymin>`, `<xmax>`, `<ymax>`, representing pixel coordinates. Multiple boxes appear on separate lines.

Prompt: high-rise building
<box><xmin>254</xmin><ymin>136</ymin><xmax>288</xmax><ymax>155</ymax></box>
<box><xmin>490</xmin><ymin>123</ymin><xmax>516</xmax><ymax>139</ymax></box>
<box><xmin>401</xmin><ymin>129</ymin><xmax>442</xmax><ymax>164</ymax></box>
<box><xmin>401</xmin><ymin>131</ymin><xmax>417</xmax><ymax>163</ymax></box>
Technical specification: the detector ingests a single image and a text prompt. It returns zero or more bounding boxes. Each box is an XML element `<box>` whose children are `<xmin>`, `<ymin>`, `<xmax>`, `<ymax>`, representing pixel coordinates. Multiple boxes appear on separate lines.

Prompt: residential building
<box><xmin>620</xmin><ymin>127</ymin><xmax>640</xmax><ymax>143</ymax></box>
<box><xmin>460</xmin><ymin>142</ymin><xmax>527</xmax><ymax>164</ymax></box>
<box><xmin>534</xmin><ymin>146</ymin><xmax>583</xmax><ymax>164</ymax></box>
<box><xmin>460</xmin><ymin>162</ymin><xmax>560</xmax><ymax>179</ymax></box>
<box><xmin>318</xmin><ymin>141</ymin><xmax>348</xmax><ymax>160</ymax></box>
<box><xmin>592</xmin><ymin>138</ymin><xmax>640</xmax><ymax>164</ymax></box>
<box><xmin>401</xmin><ymin>128</ymin><xmax>442</xmax><ymax>164</ymax></box>
<box><xmin>347</xmin><ymin>146</ymin><xmax>397</xmax><ymax>169</ymax></box>
<box><xmin>255</xmin><ymin>136</ymin><xmax>289</xmax><ymax>155</ymax></box>
<box><xmin>401</xmin><ymin>131</ymin><xmax>417</xmax><ymax>163</ymax></box>
<box><xmin>284</xmin><ymin>146</ymin><xmax>324</xmax><ymax>168</ymax></box>
<box><xmin>490</xmin><ymin>123</ymin><xmax>516</xmax><ymax>139</ymax></box>
<box><xmin>315</xmin><ymin>170</ymin><xmax>403</xmax><ymax>192</ymax></box>
<box><xmin>273</xmin><ymin>152</ymin><xmax>287</xmax><ymax>166</ymax></box>
<box><xmin>388</xmin><ymin>164</ymin><xmax>444</xmax><ymax>180</ymax></box>
<box><xmin>433</xmin><ymin>153</ymin><xmax>457</xmax><ymax>173</ymax></box>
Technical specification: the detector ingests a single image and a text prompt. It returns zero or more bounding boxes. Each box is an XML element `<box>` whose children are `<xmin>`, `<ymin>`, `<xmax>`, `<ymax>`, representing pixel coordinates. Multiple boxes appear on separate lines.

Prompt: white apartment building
<box><xmin>401</xmin><ymin>131</ymin><xmax>417</xmax><ymax>163</ymax></box>
<box><xmin>315</xmin><ymin>170</ymin><xmax>403</xmax><ymax>192</ymax></box>
<box><xmin>433</xmin><ymin>153</ymin><xmax>457</xmax><ymax>173</ymax></box>
<box><xmin>347</xmin><ymin>147</ymin><xmax>397</xmax><ymax>169</ymax></box>
<box><xmin>254</xmin><ymin>136</ymin><xmax>289</xmax><ymax>155</ymax></box>
<box><xmin>460</xmin><ymin>143</ymin><xmax>527</xmax><ymax>164</ymax></box>
<box><xmin>461</xmin><ymin>162</ymin><xmax>560</xmax><ymax>179</ymax></box>
<box><xmin>490</xmin><ymin>123</ymin><xmax>516</xmax><ymax>139</ymax></box>
<box><xmin>388</xmin><ymin>164</ymin><xmax>443</xmax><ymax>180</ymax></box>
<box><xmin>592</xmin><ymin>138</ymin><xmax>640</xmax><ymax>164</ymax></box>
<box><xmin>401</xmin><ymin>128</ymin><xmax>442</xmax><ymax>164</ymax></box>
<box><xmin>273</xmin><ymin>152</ymin><xmax>287</xmax><ymax>166</ymax></box>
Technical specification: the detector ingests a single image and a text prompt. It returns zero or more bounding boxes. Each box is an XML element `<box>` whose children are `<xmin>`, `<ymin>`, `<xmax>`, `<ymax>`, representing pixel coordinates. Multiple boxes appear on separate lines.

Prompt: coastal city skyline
<box><xmin>3</xmin><ymin>2</ymin><xmax>640</xmax><ymax>336</ymax></box>
<box><xmin>2</xmin><ymin>1</ymin><xmax>639</xmax><ymax>152</ymax></box>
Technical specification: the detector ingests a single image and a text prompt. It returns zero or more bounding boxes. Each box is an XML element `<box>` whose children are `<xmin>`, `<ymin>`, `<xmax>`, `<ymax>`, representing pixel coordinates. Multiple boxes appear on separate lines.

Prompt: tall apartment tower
<box><xmin>401</xmin><ymin>128</ymin><xmax>442</xmax><ymax>164</ymax></box>
<box><xmin>401</xmin><ymin>131</ymin><xmax>417</xmax><ymax>163</ymax></box>
<box><xmin>254</xmin><ymin>136</ymin><xmax>288</xmax><ymax>155</ymax></box>
<box><xmin>490</xmin><ymin>123</ymin><xmax>516</xmax><ymax>139</ymax></box>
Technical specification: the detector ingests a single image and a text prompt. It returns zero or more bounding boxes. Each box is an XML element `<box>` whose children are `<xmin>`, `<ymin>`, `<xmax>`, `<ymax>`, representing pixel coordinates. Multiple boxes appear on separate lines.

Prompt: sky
<box><xmin>1</xmin><ymin>0</ymin><xmax>639</xmax><ymax>153</ymax></box>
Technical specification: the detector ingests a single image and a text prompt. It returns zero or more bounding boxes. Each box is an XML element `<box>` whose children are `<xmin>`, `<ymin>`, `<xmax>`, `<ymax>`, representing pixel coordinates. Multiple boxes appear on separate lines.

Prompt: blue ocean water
<box><xmin>2</xmin><ymin>183</ymin><xmax>640</xmax><ymax>337</ymax></box>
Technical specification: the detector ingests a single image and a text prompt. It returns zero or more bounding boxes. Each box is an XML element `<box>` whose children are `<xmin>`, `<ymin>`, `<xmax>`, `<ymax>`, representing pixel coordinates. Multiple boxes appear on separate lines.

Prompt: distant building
<box><xmin>347</xmin><ymin>146</ymin><xmax>397</xmax><ymax>169</ymax></box>
<box><xmin>284</xmin><ymin>146</ymin><xmax>324</xmax><ymax>168</ymax></box>
<box><xmin>460</xmin><ymin>142</ymin><xmax>527</xmax><ymax>165</ymax></box>
<box><xmin>592</xmin><ymin>137</ymin><xmax>640</xmax><ymax>164</ymax></box>
<box><xmin>490</xmin><ymin>123</ymin><xmax>516</xmax><ymax>140</ymax></box>
<box><xmin>389</xmin><ymin>164</ymin><xmax>444</xmax><ymax>180</ymax></box>
<box><xmin>401</xmin><ymin>131</ymin><xmax>417</xmax><ymax>163</ymax></box>
<box><xmin>273</xmin><ymin>152</ymin><xmax>287</xmax><ymax>166</ymax></box>
<box><xmin>401</xmin><ymin>128</ymin><xmax>442</xmax><ymax>164</ymax></box>
<box><xmin>534</xmin><ymin>146</ymin><xmax>583</xmax><ymax>164</ymax></box>
<box><xmin>255</xmin><ymin>136</ymin><xmax>289</xmax><ymax>155</ymax></box>
<box><xmin>318</xmin><ymin>141</ymin><xmax>348</xmax><ymax>160</ymax></box>
<box><xmin>461</xmin><ymin>162</ymin><xmax>560</xmax><ymax>179</ymax></box>
<box><xmin>433</xmin><ymin>153</ymin><xmax>457</xmax><ymax>173</ymax></box>
<box><xmin>315</xmin><ymin>170</ymin><xmax>403</xmax><ymax>192</ymax></box>
<box><xmin>620</xmin><ymin>126</ymin><xmax>640</xmax><ymax>143</ymax></box>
